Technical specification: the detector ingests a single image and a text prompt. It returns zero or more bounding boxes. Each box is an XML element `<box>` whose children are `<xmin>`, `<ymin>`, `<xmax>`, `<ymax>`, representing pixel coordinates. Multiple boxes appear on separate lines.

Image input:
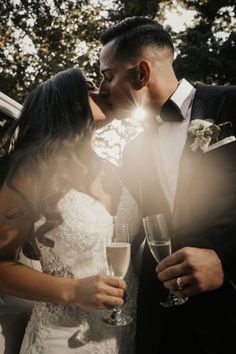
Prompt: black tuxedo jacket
<box><xmin>122</xmin><ymin>84</ymin><xmax>236</xmax><ymax>354</ymax></box>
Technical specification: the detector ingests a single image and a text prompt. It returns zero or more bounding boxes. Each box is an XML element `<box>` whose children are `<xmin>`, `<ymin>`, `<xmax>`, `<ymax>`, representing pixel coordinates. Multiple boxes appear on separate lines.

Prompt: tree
<box><xmin>0</xmin><ymin>0</ymin><xmax>112</xmax><ymax>103</ymax></box>
<box><xmin>163</xmin><ymin>0</ymin><xmax>236</xmax><ymax>84</ymax></box>
<box><xmin>1</xmin><ymin>0</ymin><xmax>235</xmax><ymax>102</ymax></box>
<box><xmin>109</xmin><ymin>0</ymin><xmax>159</xmax><ymax>20</ymax></box>
<box><xmin>1</xmin><ymin>0</ymin><xmax>235</xmax><ymax>164</ymax></box>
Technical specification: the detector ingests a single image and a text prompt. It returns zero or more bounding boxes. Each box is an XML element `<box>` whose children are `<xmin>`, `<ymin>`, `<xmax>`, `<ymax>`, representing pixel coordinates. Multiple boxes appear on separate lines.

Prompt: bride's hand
<box><xmin>71</xmin><ymin>275</ymin><xmax>126</xmax><ymax>310</ymax></box>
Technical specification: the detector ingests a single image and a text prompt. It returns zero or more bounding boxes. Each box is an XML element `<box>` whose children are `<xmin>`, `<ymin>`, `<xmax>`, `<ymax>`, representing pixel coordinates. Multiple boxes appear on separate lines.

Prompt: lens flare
<box><xmin>132</xmin><ymin>106</ymin><xmax>147</xmax><ymax>122</ymax></box>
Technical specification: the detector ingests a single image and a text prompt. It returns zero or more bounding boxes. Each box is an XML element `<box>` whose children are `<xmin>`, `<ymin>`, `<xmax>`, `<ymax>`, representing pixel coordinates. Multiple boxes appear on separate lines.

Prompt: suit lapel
<box><xmin>191</xmin><ymin>84</ymin><xmax>226</xmax><ymax>123</ymax></box>
<box><xmin>172</xmin><ymin>136</ymin><xmax>203</xmax><ymax>230</ymax></box>
<box><xmin>172</xmin><ymin>85</ymin><xmax>226</xmax><ymax>229</ymax></box>
<box><xmin>138</xmin><ymin>85</ymin><xmax>226</xmax><ymax>228</ymax></box>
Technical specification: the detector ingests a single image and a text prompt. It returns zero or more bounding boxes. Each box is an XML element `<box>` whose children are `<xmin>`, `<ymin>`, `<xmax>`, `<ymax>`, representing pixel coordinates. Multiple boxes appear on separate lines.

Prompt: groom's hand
<box><xmin>155</xmin><ymin>247</ymin><xmax>224</xmax><ymax>298</ymax></box>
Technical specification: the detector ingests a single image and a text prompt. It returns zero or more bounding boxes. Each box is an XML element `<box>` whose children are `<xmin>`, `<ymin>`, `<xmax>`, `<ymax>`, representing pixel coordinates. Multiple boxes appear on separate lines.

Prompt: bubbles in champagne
<box><xmin>106</xmin><ymin>243</ymin><xmax>131</xmax><ymax>278</ymax></box>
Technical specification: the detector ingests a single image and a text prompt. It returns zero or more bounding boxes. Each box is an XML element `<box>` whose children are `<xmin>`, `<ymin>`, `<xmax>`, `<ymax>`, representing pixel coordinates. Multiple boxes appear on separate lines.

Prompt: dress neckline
<box><xmin>60</xmin><ymin>188</ymin><xmax>114</xmax><ymax>220</ymax></box>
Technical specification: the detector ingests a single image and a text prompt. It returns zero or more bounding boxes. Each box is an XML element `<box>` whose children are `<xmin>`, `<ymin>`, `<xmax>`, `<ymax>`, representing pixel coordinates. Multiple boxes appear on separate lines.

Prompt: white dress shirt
<box><xmin>152</xmin><ymin>79</ymin><xmax>196</xmax><ymax>212</ymax></box>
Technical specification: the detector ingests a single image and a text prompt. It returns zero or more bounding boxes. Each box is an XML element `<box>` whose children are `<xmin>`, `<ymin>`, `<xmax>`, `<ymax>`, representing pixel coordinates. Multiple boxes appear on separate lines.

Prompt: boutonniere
<box><xmin>187</xmin><ymin>119</ymin><xmax>233</xmax><ymax>153</ymax></box>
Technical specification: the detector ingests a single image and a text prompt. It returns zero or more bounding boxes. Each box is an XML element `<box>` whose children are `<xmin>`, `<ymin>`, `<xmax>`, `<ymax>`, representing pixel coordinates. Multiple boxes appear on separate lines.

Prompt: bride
<box><xmin>0</xmin><ymin>68</ymin><xmax>140</xmax><ymax>353</ymax></box>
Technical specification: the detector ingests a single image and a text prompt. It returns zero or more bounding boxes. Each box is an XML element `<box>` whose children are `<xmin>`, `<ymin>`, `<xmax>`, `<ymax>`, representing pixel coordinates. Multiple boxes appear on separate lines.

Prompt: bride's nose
<box><xmin>86</xmin><ymin>80</ymin><xmax>97</xmax><ymax>91</ymax></box>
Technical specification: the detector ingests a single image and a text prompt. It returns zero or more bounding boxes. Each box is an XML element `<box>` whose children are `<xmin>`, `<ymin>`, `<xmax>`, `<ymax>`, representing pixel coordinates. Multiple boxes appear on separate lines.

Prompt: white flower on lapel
<box><xmin>187</xmin><ymin>119</ymin><xmax>232</xmax><ymax>153</ymax></box>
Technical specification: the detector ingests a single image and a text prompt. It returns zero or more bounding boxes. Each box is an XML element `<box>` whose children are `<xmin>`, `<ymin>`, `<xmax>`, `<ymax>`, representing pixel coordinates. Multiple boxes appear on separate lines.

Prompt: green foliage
<box><xmin>108</xmin><ymin>0</ymin><xmax>159</xmax><ymax>20</ymax></box>
<box><xmin>0</xmin><ymin>0</ymin><xmax>109</xmax><ymax>103</ymax></box>
<box><xmin>1</xmin><ymin>0</ymin><xmax>235</xmax><ymax>163</ymax></box>
<box><xmin>172</xmin><ymin>0</ymin><xmax>236</xmax><ymax>84</ymax></box>
<box><xmin>1</xmin><ymin>0</ymin><xmax>235</xmax><ymax>102</ymax></box>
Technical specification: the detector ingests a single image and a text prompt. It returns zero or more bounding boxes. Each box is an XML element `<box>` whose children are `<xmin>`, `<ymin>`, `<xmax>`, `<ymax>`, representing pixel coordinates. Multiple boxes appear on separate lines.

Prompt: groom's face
<box><xmin>99</xmin><ymin>40</ymin><xmax>140</xmax><ymax>120</ymax></box>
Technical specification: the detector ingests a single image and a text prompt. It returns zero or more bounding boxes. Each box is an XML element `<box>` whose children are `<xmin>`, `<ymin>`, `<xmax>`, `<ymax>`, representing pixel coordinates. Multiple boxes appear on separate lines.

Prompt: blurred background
<box><xmin>1</xmin><ymin>0</ymin><xmax>236</xmax><ymax>164</ymax></box>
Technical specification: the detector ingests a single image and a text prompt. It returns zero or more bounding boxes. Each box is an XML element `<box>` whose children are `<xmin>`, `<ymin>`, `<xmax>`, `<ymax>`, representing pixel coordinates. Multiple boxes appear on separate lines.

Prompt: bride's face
<box><xmin>87</xmin><ymin>81</ymin><xmax>114</xmax><ymax>129</ymax></box>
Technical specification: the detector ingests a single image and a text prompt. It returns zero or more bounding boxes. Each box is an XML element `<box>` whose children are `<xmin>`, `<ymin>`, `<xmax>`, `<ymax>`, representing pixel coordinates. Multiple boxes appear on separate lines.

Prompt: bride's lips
<box><xmin>89</xmin><ymin>91</ymin><xmax>115</xmax><ymax>127</ymax></box>
<box><xmin>89</xmin><ymin>91</ymin><xmax>112</xmax><ymax>111</ymax></box>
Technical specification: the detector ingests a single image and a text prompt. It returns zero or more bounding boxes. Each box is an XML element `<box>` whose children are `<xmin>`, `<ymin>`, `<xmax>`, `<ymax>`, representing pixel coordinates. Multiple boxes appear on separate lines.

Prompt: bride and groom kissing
<box><xmin>1</xmin><ymin>16</ymin><xmax>236</xmax><ymax>354</ymax></box>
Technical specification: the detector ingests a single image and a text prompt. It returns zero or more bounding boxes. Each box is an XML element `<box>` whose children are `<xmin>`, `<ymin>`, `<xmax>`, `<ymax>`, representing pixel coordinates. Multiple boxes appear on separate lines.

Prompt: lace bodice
<box><xmin>37</xmin><ymin>190</ymin><xmax>114</xmax><ymax>279</ymax></box>
<box><xmin>20</xmin><ymin>188</ymin><xmax>141</xmax><ymax>354</ymax></box>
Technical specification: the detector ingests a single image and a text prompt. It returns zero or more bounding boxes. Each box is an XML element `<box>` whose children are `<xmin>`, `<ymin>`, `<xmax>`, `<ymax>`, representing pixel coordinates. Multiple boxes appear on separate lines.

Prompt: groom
<box><xmin>95</xmin><ymin>16</ymin><xmax>236</xmax><ymax>354</ymax></box>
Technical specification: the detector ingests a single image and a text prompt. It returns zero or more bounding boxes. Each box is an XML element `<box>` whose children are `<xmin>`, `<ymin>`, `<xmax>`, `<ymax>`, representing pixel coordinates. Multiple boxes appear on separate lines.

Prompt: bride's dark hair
<box><xmin>1</xmin><ymin>68</ymin><xmax>95</xmax><ymax>247</ymax></box>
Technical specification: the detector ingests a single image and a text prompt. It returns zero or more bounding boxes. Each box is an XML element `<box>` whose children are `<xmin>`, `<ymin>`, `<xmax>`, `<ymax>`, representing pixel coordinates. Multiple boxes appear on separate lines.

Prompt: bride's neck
<box><xmin>69</xmin><ymin>143</ymin><xmax>104</xmax><ymax>193</ymax></box>
<box><xmin>77</xmin><ymin>143</ymin><xmax>103</xmax><ymax>169</ymax></box>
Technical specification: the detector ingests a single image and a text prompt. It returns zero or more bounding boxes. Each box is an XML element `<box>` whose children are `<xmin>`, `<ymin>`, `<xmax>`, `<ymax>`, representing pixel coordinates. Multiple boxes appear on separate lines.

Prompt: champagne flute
<box><xmin>102</xmin><ymin>221</ymin><xmax>132</xmax><ymax>326</ymax></box>
<box><xmin>143</xmin><ymin>213</ymin><xmax>188</xmax><ymax>307</ymax></box>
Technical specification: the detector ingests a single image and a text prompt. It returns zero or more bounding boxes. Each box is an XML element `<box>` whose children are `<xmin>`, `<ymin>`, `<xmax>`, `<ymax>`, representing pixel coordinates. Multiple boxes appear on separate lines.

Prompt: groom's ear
<box><xmin>129</xmin><ymin>60</ymin><xmax>150</xmax><ymax>90</ymax></box>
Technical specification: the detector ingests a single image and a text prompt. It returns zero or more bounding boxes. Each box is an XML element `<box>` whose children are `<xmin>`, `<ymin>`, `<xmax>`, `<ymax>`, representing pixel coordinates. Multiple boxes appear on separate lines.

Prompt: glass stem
<box><xmin>111</xmin><ymin>306</ymin><xmax>121</xmax><ymax>321</ymax></box>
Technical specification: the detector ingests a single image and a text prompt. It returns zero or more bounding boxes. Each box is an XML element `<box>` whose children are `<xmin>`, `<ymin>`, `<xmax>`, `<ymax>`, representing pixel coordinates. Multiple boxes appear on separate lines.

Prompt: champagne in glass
<box><xmin>143</xmin><ymin>213</ymin><xmax>188</xmax><ymax>307</ymax></box>
<box><xmin>148</xmin><ymin>240</ymin><xmax>171</xmax><ymax>263</ymax></box>
<box><xmin>102</xmin><ymin>221</ymin><xmax>132</xmax><ymax>326</ymax></box>
<box><xmin>106</xmin><ymin>242</ymin><xmax>131</xmax><ymax>278</ymax></box>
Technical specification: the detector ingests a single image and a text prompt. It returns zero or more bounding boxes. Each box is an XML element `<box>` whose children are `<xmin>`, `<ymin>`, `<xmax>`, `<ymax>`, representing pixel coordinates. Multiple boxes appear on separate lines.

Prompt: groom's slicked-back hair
<box><xmin>100</xmin><ymin>16</ymin><xmax>174</xmax><ymax>60</ymax></box>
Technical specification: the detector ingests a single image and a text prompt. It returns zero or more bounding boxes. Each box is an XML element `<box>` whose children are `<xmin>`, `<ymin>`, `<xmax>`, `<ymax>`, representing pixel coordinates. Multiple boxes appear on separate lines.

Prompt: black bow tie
<box><xmin>160</xmin><ymin>99</ymin><xmax>184</xmax><ymax>122</ymax></box>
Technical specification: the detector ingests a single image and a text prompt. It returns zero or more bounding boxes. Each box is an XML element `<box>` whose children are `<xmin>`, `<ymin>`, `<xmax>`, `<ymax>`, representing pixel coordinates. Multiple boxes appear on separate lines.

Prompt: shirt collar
<box><xmin>156</xmin><ymin>79</ymin><xmax>195</xmax><ymax>124</ymax></box>
<box><xmin>169</xmin><ymin>78</ymin><xmax>195</xmax><ymax>118</ymax></box>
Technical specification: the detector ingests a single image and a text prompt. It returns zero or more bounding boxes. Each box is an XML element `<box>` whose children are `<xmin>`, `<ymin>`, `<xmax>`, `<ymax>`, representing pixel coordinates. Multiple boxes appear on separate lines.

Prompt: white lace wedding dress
<box><xmin>20</xmin><ymin>187</ymin><xmax>141</xmax><ymax>354</ymax></box>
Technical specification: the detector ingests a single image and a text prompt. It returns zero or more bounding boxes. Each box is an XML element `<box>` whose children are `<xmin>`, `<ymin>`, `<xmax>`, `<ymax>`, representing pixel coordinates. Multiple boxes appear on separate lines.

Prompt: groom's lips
<box><xmin>102</xmin><ymin>99</ymin><xmax>113</xmax><ymax>109</ymax></box>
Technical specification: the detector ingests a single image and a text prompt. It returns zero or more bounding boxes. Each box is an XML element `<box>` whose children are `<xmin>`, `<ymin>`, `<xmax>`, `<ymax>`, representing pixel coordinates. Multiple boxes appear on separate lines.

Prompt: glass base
<box><xmin>160</xmin><ymin>292</ymin><xmax>188</xmax><ymax>308</ymax></box>
<box><xmin>102</xmin><ymin>310</ymin><xmax>132</xmax><ymax>327</ymax></box>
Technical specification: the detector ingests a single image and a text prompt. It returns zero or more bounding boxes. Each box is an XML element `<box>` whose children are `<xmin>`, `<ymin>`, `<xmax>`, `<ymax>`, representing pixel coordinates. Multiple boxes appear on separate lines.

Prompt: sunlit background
<box><xmin>1</xmin><ymin>0</ymin><xmax>235</xmax><ymax>165</ymax></box>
